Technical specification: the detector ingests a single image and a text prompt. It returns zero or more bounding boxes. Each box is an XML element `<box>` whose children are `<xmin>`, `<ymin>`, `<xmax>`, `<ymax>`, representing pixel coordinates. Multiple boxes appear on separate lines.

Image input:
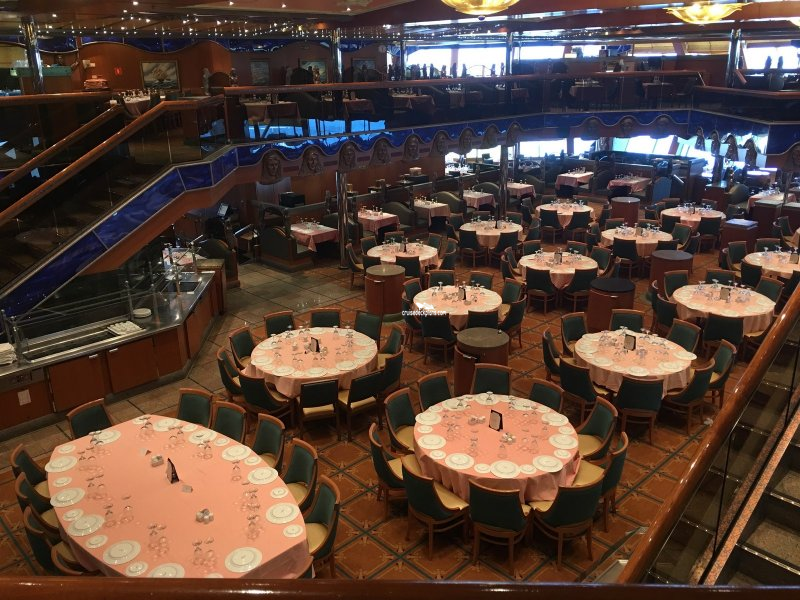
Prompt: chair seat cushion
<box><xmin>268</xmin><ymin>385</ymin><xmax>292</xmax><ymax>403</ymax></box>
<box><xmin>34</xmin><ymin>480</ymin><xmax>51</xmax><ymax>499</ymax></box>
<box><xmin>239</xmin><ymin>356</ymin><xmax>252</xmax><ymax>368</ymax></box>
<box><xmin>395</xmin><ymin>425</ymin><xmax>415</xmax><ymax>450</ymax></box>
<box><xmin>287</xmin><ymin>482</ymin><xmax>309</xmax><ymax>504</ymax></box>
<box><xmin>41</xmin><ymin>508</ymin><xmax>59</xmax><ymax>529</ymax></box>
<box><xmin>303</xmin><ymin>404</ymin><xmax>336</xmax><ymax>417</ymax></box>
<box><xmin>709</xmin><ymin>372</ymin><xmax>723</xmax><ymax>386</ymax></box>
<box><xmin>388</xmin><ymin>457</ymin><xmax>404</xmax><ymax>480</ymax></box>
<box><xmin>521</xmin><ymin>503</ymin><xmax>532</xmax><ymax>517</ymax></box>
<box><xmin>54</xmin><ymin>541</ymin><xmax>78</xmax><ymax>564</ymax></box>
<box><xmin>433</xmin><ymin>482</ymin><xmax>468</xmax><ymax>510</ymax></box>
<box><xmin>307</xmin><ymin>522</ymin><xmax>329</xmax><ymax>554</ymax></box>
<box><xmin>336</xmin><ymin>391</ymin><xmax>377</xmax><ymax>411</ymax></box>
<box><xmin>259</xmin><ymin>452</ymin><xmax>277</xmax><ymax>468</ymax></box>
<box><xmin>499</xmin><ymin>304</ymin><xmax>511</xmax><ymax>321</ymax></box>
<box><xmin>578</xmin><ymin>434</ymin><xmax>603</xmax><ymax>457</ymax></box>
<box><xmin>574</xmin><ymin>460</ymin><xmax>605</xmax><ymax>485</ymax></box>
<box><xmin>593</xmin><ymin>384</ymin><xmax>612</xmax><ymax>398</ymax></box>
<box><xmin>530</xmin><ymin>499</ymin><xmax>553</xmax><ymax>513</ymax></box>
<box><xmin>377</xmin><ymin>353</ymin><xmax>390</xmax><ymax>369</ymax></box>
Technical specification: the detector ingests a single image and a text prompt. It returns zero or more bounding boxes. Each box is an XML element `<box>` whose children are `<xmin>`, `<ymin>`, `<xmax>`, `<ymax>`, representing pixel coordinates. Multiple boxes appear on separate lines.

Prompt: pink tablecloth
<box><xmin>518</xmin><ymin>253</ymin><xmax>599</xmax><ymax>289</ymax></box>
<box><xmin>413</xmin><ymin>285</ymin><xmax>502</xmax><ymax>330</ymax></box>
<box><xmin>536</xmin><ymin>203</ymin><xmax>595</xmax><ymax>228</ymax></box>
<box><xmin>414</xmin><ymin>201</ymin><xmax>450</xmax><ymax>224</ymax></box>
<box><xmin>600</xmin><ymin>228</ymin><xmax>673</xmax><ymax>257</ymax></box>
<box><xmin>290</xmin><ymin>223</ymin><xmax>338</xmax><ymax>252</ymax></box>
<box><xmin>660</xmin><ymin>208</ymin><xmax>726</xmax><ymax>232</ymax></box>
<box><xmin>743</xmin><ymin>252</ymin><xmax>800</xmax><ymax>279</ymax></box>
<box><xmin>609</xmin><ymin>177</ymin><xmax>649</xmax><ymax>193</ymax></box>
<box><xmin>574</xmin><ymin>331</ymin><xmax>692</xmax><ymax>395</ymax></box>
<box><xmin>414</xmin><ymin>395</ymin><xmax>580</xmax><ymax>503</ymax></box>
<box><xmin>793</xmin><ymin>228</ymin><xmax>800</xmax><ymax>248</ymax></box>
<box><xmin>462</xmin><ymin>190</ymin><xmax>495</xmax><ymax>209</ymax></box>
<box><xmin>357</xmin><ymin>211</ymin><xmax>400</xmax><ymax>233</ymax></box>
<box><xmin>748</xmin><ymin>191</ymin><xmax>796</xmax><ymax>209</ymax></box>
<box><xmin>672</xmin><ymin>285</ymin><xmax>775</xmax><ymax>334</ymax></box>
<box><xmin>48</xmin><ymin>418</ymin><xmax>308</xmax><ymax>578</ymax></box>
<box><xmin>367</xmin><ymin>242</ymin><xmax>440</xmax><ymax>270</ymax></box>
<box><xmin>506</xmin><ymin>182</ymin><xmax>535</xmax><ymax>198</ymax></box>
<box><xmin>555</xmin><ymin>172</ymin><xmax>593</xmax><ymax>187</ymax></box>
<box><xmin>459</xmin><ymin>221</ymin><xmax>523</xmax><ymax>248</ymax></box>
<box><xmin>247</xmin><ymin>328</ymin><xmax>377</xmax><ymax>398</ymax></box>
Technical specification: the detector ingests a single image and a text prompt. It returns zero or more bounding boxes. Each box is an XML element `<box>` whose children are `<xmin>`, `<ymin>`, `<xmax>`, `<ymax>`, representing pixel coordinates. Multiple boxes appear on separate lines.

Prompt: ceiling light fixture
<box><xmin>440</xmin><ymin>0</ymin><xmax>519</xmax><ymax>15</ymax></box>
<box><xmin>665</xmin><ymin>2</ymin><xmax>745</xmax><ymax>25</ymax></box>
<box><xmin>790</xmin><ymin>17</ymin><xmax>800</xmax><ymax>28</ymax></box>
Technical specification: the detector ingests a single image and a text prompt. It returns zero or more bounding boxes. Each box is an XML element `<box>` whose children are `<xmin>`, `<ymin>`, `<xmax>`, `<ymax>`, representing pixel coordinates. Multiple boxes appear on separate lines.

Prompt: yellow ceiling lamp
<box><xmin>440</xmin><ymin>0</ymin><xmax>520</xmax><ymax>16</ymax></box>
<box><xmin>665</xmin><ymin>1</ymin><xmax>745</xmax><ymax>25</ymax></box>
<box><xmin>790</xmin><ymin>18</ymin><xmax>800</xmax><ymax>28</ymax></box>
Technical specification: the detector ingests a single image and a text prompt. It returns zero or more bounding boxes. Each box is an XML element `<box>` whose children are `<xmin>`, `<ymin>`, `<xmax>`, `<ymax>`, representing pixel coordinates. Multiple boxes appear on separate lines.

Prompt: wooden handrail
<box><xmin>0</xmin><ymin>578</ymin><xmax>797</xmax><ymax>599</ymax></box>
<box><xmin>619</xmin><ymin>287</ymin><xmax>800</xmax><ymax>582</ymax></box>
<box><xmin>0</xmin><ymin>105</ymin><xmax>124</xmax><ymax>194</ymax></box>
<box><xmin>699</xmin><ymin>85</ymin><xmax>800</xmax><ymax>99</ymax></box>
<box><xmin>0</xmin><ymin>91</ymin><xmax>112</xmax><ymax>107</ymax></box>
<box><xmin>0</xmin><ymin>95</ymin><xmax>223</xmax><ymax>229</ymax></box>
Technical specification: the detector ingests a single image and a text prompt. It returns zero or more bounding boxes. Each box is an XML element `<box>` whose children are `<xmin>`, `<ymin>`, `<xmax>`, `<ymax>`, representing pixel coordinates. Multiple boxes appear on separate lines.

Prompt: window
<box><xmin>743</xmin><ymin>45</ymin><xmax>799</xmax><ymax>70</ymax></box>
<box><xmin>519</xmin><ymin>45</ymin><xmax>566</xmax><ymax>60</ymax></box>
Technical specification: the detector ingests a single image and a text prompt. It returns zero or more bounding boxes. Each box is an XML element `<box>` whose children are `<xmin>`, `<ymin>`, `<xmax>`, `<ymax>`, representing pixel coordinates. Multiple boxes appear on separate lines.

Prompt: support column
<box><xmin>331</xmin><ymin>29</ymin><xmax>343</xmax><ymax>83</ymax></box>
<box><xmin>21</xmin><ymin>16</ymin><xmax>44</xmax><ymax>94</ymax></box>
<box><xmin>499</xmin><ymin>145</ymin><xmax>509</xmax><ymax>219</ymax></box>
<box><xmin>336</xmin><ymin>170</ymin><xmax>349</xmax><ymax>269</ymax></box>
<box><xmin>725</xmin><ymin>28</ymin><xmax>742</xmax><ymax>88</ymax></box>
<box><xmin>504</xmin><ymin>31</ymin><xmax>513</xmax><ymax>104</ymax></box>
<box><xmin>399</xmin><ymin>39</ymin><xmax>407</xmax><ymax>80</ymax></box>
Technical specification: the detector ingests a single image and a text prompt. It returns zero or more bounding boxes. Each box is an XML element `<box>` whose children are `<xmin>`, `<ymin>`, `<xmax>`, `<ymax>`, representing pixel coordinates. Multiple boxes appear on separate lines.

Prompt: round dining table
<box><xmin>247</xmin><ymin>327</ymin><xmax>377</xmax><ymax>398</ymax></box>
<box><xmin>413</xmin><ymin>394</ymin><xmax>580</xmax><ymax>503</ymax></box>
<box><xmin>413</xmin><ymin>285</ymin><xmax>502</xmax><ymax>330</ymax></box>
<box><xmin>518</xmin><ymin>252</ymin><xmax>599</xmax><ymax>289</ymax></box>
<box><xmin>535</xmin><ymin>203</ymin><xmax>595</xmax><ymax>228</ymax></box>
<box><xmin>672</xmin><ymin>284</ymin><xmax>775</xmax><ymax>334</ymax></box>
<box><xmin>743</xmin><ymin>251</ymin><xmax>800</xmax><ymax>279</ymax></box>
<box><xmin>660</xmin><ymin>207</ymin><xmax>726</xmax><ymax>232</ymax></box>
<box><xmin>573</xmin><ymin>330</ymin><xmax>693</xmax><ymax>396</ymax></box>
<box><xmin>600</xmin><ymin>227</ymin><xmax>673</xmax><ymax>257</ymax></box>
<box><xmin>459</xmin><ymin>221</ymin><xmax>523</xmax><ymax>248</ymax></box>
<box><xmin>47</xmin><ymin>417</ymin><xmax>309</xmax><ymax>578</ymax></box>
<box><xmin>367</xmin><ymin>241</ymin><xmax>440</xmax><ymax>271</ymax></box>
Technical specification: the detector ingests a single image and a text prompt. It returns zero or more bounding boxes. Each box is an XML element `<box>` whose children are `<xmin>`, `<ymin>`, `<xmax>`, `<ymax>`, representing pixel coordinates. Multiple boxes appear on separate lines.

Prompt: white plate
<box><xmin>181</xmin><ymin>423</ymin><xmax>198</xmax><ymax>433</ymax></box>
<box><xmin>490</xmin><ymin>460</ymin><xmax>521</xmax><ymax>479</ymax></box>
<box><xmin>45</xmin><ymin>456</ymin><xmax>78</xmax><ymax>473</ymax></box>
<box><xmin>443</xmin><ymin>398</ymin><xmax>468</xmax><ymax>410</ymax></box>
<box><xmin>244</xmin><ymin>455</ymin><xmax>261</xmax><ymax>466</ymax></box>
<box><xmin>63</xmin><ymin>508</ymin><xmax>84</xmax><ymax>521</ymax></box>
<box><xmin>213</xmin><ymin>437</ymin><xmax>231</xmax><ymax>447</ymax></box>
<box><xmin>133</xmin><ymin>308</ymin><xmax>152</xmax><ymax>319</ymax></box>
<box><xmin>549</xmin><ymin>434</ymin><xmax>578</xmax><ymax>450</ymax></box>
<box><xmin>474</xmin><ymin>393</ymin><xmax>499</xmax><ymax>406</ymax></box>
<box><xmin>533</xmin><ymin>455</ymin><xmax>563</xmax><ymax>473</ymax></box>
<box><xmin>660</xmin><ymin>361</ymin><xmax>681</xmax><ymax>371</ymax></box>
<box><xmin>355</xmin><ymin>338</ymin><xmax>374</xmax><ymax>347</ymax></box>
<box><xmin>225</xmin><ymin>547</ymin><xmax>263</xmax><ymax>573</ymax></box>
<box><xmin>309</xmin><ymin>327</ymin><xmax>326</xmax><ymax>334</ymax></box>
<box><xmin>674</xmin><ymin>350</ymin><xmax>697</xmax><ymax>361</ymax></box>
<box><xmin>534</xmin><ymin>404</ymin><xmax>552</xmax><ymax>413</ymax></box>
<box><xmin>417</xmin><ymin>434</ymin><xmax>446</xmax><ymax>450</ymax></box>
<box><xmin>520</xmin><ymin>464</ymin><xmax>537</xmax><ymax>474</ymax></box>
<box><xmin>153</xmin><ymin>418</ymin><xmax>180</xmax><ymax>432</ymax></box>
<box><xmin>542</xmin><ymin>413</ymin><xmax>569</xmax><ymax>426</ymax></box>
<box><xmin>53</xmin><ymin>476</ymin><xmax>72</xmax><ymax>488</ymax></box>
<box><xmin>222</xmin><ymin>445</ymin><xmax>251</xmax><ymax>462</ymax></box>
<box><xmin>445</xmin><ymin>453</ymin><xmax>475</xmax><ymax>470</ymax></box>
<box><xmin>335</xmin><ymin>361</ymin><xmax>355</xmax><ymax>370</ymax></box>
<box><xmin>57</xmin><ymin>444</ymin><xmax>75</xmax><ymax>454</ymax></box>
<box><xmin>266</xmin><ymin>503</ymin><xmax>300</xmax><ymax>524</ymax></box>
<box><xmin>627</xmin><ymin>366</ymin><xmax>650</xmax><ymax>377</ymax></box>
<box><xmin>149</xmin><ymin>563</ymin><xmax>185</xmax><ymax>578</ymax></box>
<box><xmin>132</xmin><ymin>415</ymin><xmax>151</xmax><ymax>425</ymax></box>
<box><xmin>189</xmin><ymin>429</ymin><xmax>218</xmax><ymax>445</ymax></box>
<box><xmin>509</xmin><ymin>398</ymin><xmax>535</xmax><ymax>411</ymax></box>
<box><xmin>428</xmin><ymin>404</ymin><xmax>443</xmax><ymax>412</ymax></box>
<box><xmin>554</xmin><ymin>449</ymin><xmax>572</xmax><ymax>459</ymax></box>
<box><xmin>126</xmin><ymin>561</ymin><xmax>149</xmax><ymax>577</ymax></box>
<box><xmin>292</xmin><ymin>370</ymin><xmax>307</xmax><ymax>378</ymax></box>
<box><xmin>474</xmin><ymin>463</ymin><xmax>491</xmax><ymax>473</ymax></box>
<box><xmin>51</xmin><ymin>487</ymin><xmax>85</xmax><ymax>507</ymax></box>
<box><xmin>205</xmin><ymin>573</ymin><xmax>224</xmax><ymax>578</ymax></box>
<box><xmin>592</xmin><ymin>357</ymin><xmax>613</xmax><ymax>367</ymax></box>
<box><xmin>103</xmin><ymin>540</ymin><xmax>141</xmax><ymax>565</ymax></box>
<box><xmin>558</xmin><ymin>426</ymin><xmax>575</xmax><ymax>435</ymax></box>
<box><xmin>86</xmin><ymin>535</ymin><xmax>108</xmax><ymax>549</ymax></box>
<box><xmin>248</xmin><ymin>467</ymin><xmax>278</xmax><ymax>485</ymax></box>
<box><xmin>271</xmin><ymin>487</ymin><xmax>289</xmax><ymax>499</ymax></box>
<box><xmin>272</xmin><ymin>366</ymin><xmax>295</xmax><ymax>376</ymax></box>
<box><xmin>575</xmin><ymin>342</ymin><xmax>598</xmax><ymax>353</ymax></box>
<box><xmin>94</xmin><ymin>429</ymin><xmax>121</xmax><ymax>444</ymax></box>
<box><xmin>283</xmin><ymin>524</ymin><xmax>304</xmax><ymax>538</ymax></box>
<box><xmin>68</xmin><ymin>514</ymin><xmax>104</xmax><ymax>536</ymax></box>
<box><xmin>417</xmin><ymin>425</ymin><xmax>433</xmax><ymax>434</ymax></box>
<box><xmin>429</xmin><ymin>449</ymin><xmax>446</xmax><ymax>460</ymax></box>
<box><xmin>354</xmin><ymin>349</ymin><xmax>374</xmax><ymax>359</ymax></box>
<box><xmin>415</xmin><ymin>412</ymin><xmax>442</xmax><ymax>425</ymax></box>
<box><xmin>306</xmin><ymin>367</ymin><xmax>326</xmax><ymax>376</ymax></box>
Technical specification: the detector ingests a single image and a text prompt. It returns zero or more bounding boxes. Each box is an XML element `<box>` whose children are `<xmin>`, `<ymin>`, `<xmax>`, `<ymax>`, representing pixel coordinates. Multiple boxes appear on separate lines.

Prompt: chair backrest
<box><xmin>501</xmin><ymin>278</ymin><xmax>524</xmax><ymax>304</ymax></box>
<box><xmin>609</xmin><ymin>309</ymin><xmax>645</xmax><ymax>332</ymax></box>
<box><xmin>471</xmin><ymin>364</ymin><xmax>512</xmax><ymax>395</ymax></box>
<box><xmin>403</xmin><ymin>278</ymin><xmax>422</xmax><ymax>301</ymax></box>
<box><xmin>601</xmin><ymin>432</ymin><xmax>629</xmax><ymax>497</ymax></box>
<box><xmin>381</xmin><ymin>325</ymin><xmax>405</xmax><ymax>354</ymax></box>
<box><xmin>612</xmin><ymin>237</ymin><xmax>639</xmax><ymax>261</ymax></box>
<box><xmin>369</xmin><ymin>423</ymin><xmax>404</xmax><ymax>488</ymax></box>
<box><xmin>538</xmin><ymin>478</ymin><xmax>604</xmax><ymax>529</ymax></box>
<box><xmin>177</xmin><ymin>388</ymin><xmax>213</xmax><ymax>427</ymax></box>
<box><xmin>740</xmin><ymin>260</ymin><xmax>763</xmax><ymax>288</ymax></box>
<box><xmin>666</xmin><ymin>319</ymin><xmax>701</xmax><ymax>353</ymax></box>
<box><xmin>655</xmin><ymin>239</ymin><xmax>679</xmax><ymax>251</ymax></box>
<box><xmin>466</xmin><ymin>309</ymin><xmax>500</xmax><ymax>330</ymax></box>
<box><xmin>468</xmin><ymin>271</ymin><xmax>494</xmax><ymax>289</ymax></box>
<box><xmin>493</xmin><ymin>230</ymin><xmax>519</xmax><ymax>254</ymax></box>
<box><xmin>590</xmin><ymin>246</ymin><xmax>612</xmax><ymax>272</ymax></box>
<box><xmin>671</xmin><ymin>361</ymin><xmax>714</xmax><ymax>405</ymax></box>
<box><xmin>265</xmin><ymin>310</ymin><xmax>295</xmax><ymax>337</ymax></box>
<box><xmin>418</xmin><ymin>371</ymin><xmax>452</xmax><ymax>411</ymax></box>
<box><xmin>302</xmin><ymin>474</ymin><xmax>340</xmax><ymax>559</ymax></box>
<box><xmin>564</xmin><ymin>266</ymin><xmax>598</xmax><ymax>294</ymax></box>
<box><xmin>346</xmin><ymin>370</ymin><xmax>385</xmax><ymax>404</ymax></box>
<box><xmin>217</xmin><ymin>348</ymin><xmax>242</xmax><ymax>397</ymax></box>
<box><xmin>604</xmin><ymin>218</ymin><xmax>625</xmax><ymax>231</ymax></box>
<box><xmin>539</xmin><ymin>208</ymin><xmax>562</xmax><ymax>229</ymax></box>
<box><xmin>402</xmin><ymin>296</ymin><xmax>422</xmax><ymax>331</ymax></box>
<box><xmin>727</xmin><ymin>241</ymin><xmax>748</xmax><ymax>266</ymax></box>
<box><xmin>384</xmin><ymin>230</ymin><xmax>406</xmax><ymax>243</ymax></box>
<box><xmin>251</xmin><ymin>413</ymin><xmax>286</xmax><ymax>471</ymax></box>
<box><xmin>468</xmin><ymin>481</ymin><xmax>527</xmax><ymax>532</ymax></box>
<box><xmin>500</xmin><ymin>255</ymin><xmax>517</xmax><ymax>282</ymax></box>
<box><xmin>698</xmin><ymin>216</ymin><xmax>722</xmax><ymax>236</ymax></box>
<box><xmin>661</xmin><ymin>214</ymin><xmax>681</xmax><ymax>234</ymax></box>
<box><xmin>542</xmin><ymin>329</ymin><xmax>561</xmax><ymax>375</ymax></box>
<box><xmin>402</xmin><ymin>456</ymin><xmax>457</xmax><ymax>521</ymax></box>
<box><xmin>299</xmin><ymin>378</ymin><xmax>339</xmax><ymax>410</ymax></box>
<box><xmin>561</xmin><ymin>312</ymin><xmax>587</xmax><ymax>349</ymax></box>
<box><xmin>309</xmin><ymin>308</ymin><xmax>341</xmax><ymax>328</ymax></box>
<box><xmin>283</xmin><ymin>439</ymin><xmax>319</xmax><ymax>502</ymax></box>
<box><xmin>360</xmin><ymin>236</ymin><xmax>378</xmax><ymax>253</ymax></box>
<box><xmin>705</xmin><ymin>269</ymin><xmax>736</xmax><ymax>286</ymax></box>
<box><xmin>239</xmin><ymin>372</ymin><xmax>287</xmax><ymax>413</ymax></box>
<box><xmin>229</xmin><ymin>327</ymin><xmax>255</xmax><ymax>366</ymax></box>
<box><xmin>355</xmin><ymin>310</ymin><xmax>382</xmax><ymax>342</ymax></box>
<box><xmin>66</xmin><ymin>399</ymin><xmax>112</xmax><ymax>439</ymax></box>
<box><xmin>363</xmin><ymin>254</ymin><xmax>382</xmax><ymax>269</ymax></box>
<box><xmin>655</xmin><ymin>293</ymin><xmax>678</xmax><ymax>329</ymax></box>
<box><xmin>385</xmin><ymin>387</ymin><xmax>416</xmax><ymax>448</ymax></box>
<box><xmin>503</xmin><ymin>246</ymin><xmax>519</xmax><ymax>268</ymax></box>
<box><xmin>755</xmin><ymin>237</ymin><xmax>781</xmax><ymax>252</ymax></box>
<box><xmin>10</xmin><ymin>444</ymin><xmax>45</xmax><ymax>485</ymax></box>
<box><xmin>22</xmin><ymin>506</ymin><xmax>55</xmax><ymax>573</ymax></box>
<box><xmin>672</xmin><ymin>223</ymin><xmax>692</xmax><ymax>246</ymax></box>
<box><xmin>615</xmin><ymin>377</ymin><xmax>664</xmax><ymax>413</ymax></box>
<box><xmin>459</xmin><ymin>228</ymin><xmax>481</xmax><ymax>251</ymax></box>
<box><xmin>420</xmin><ymin>313</ymin><xmax>455</xmax><ymax>341</ymax></box>
<box><xmin>380</xmin><ymin>350</ymin><xmax>404</xmax><ymax>395</ymax></box>
<box><xmin>211</xmin><ymin>401</ymin><xmax>247</xmax><ymax>442</ymax></box>
<box><xmin>560</xmin><ymin>358</ymin><xmax>600</xmax><ymax>405</ymax></box>
<box><xmin>506</xmin><ymin>212</ymin><xmax>523</xmax><ymax>225</ymax></box>
<box><xmin>346</xmin><ymin>243</ymin><xmax>362</xmax><ymax>270</ymax></box>
<box><xmin>566</xmin><ymin>240</ymin><xmax>589</xmax><ymax>255</ymax></box>
<box><xmin>526</xmin><ymin>266</ymin><xmax>556</xmax><ymax>294</ymax></box>
<box><xmin>528</xmin><ymin>378</ymin><xmax>563</xmax><ymax>412</ymax></box>
<box><xmin>663</xmin><ymin>270</ymin><xmax>689</xmax><ymax>298</ymax></box>
<box><xmin>712</xmin><ymin>340</ymin><xmax>738</xmax><ymax>380</ymax></box>
<box><xmin>396</xmin><ymin>254</ymin><xmax>421</xmax><ymax>278</ymax></box>
<box><xmin>522</xmin><ymin>240</ymin><xmax>542</xmax><ymax>255</ymax></box>
<box><xmin>427</xmin><ymin>270</ymin><xmax>455</xmax><ymax>288</ymax></box>
<box><xmin>755</xmin><ymin>277</ymin><xmax>784</xmax><ymax>303</ymax></box>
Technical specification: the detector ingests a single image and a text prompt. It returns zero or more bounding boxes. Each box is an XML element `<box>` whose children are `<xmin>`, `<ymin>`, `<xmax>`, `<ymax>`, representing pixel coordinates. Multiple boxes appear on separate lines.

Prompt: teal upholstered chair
<box><xmin>614</xmin><ymin>377</ymin><xmax>664</xmax><ymax>444</ymax></box>
<box><xmin>305</xmin><ymin>475</ymin><xmax>341</xmax><ymax>578</ymax></box>
<box><xmin>418</xmin><ymin>371</ymin><xmax>452</xmax><ymax>411</ymax></box>
<box><xmin>210</xmin><ymin>400</ymin><xmax>247</xmax><ymax>443</ymax></box>
<box><xmin>662</xmin><ymin>361</ymin><xmax>714</xmax><ymax>434</ymax></box>
<box><xmin>176</xmin><ymin>388</ymin><xmax>213</xmax><ymax>427</ymax></box>
<box><xmin>251</xmin><ymin>413</ymin><xmax>285</xmax><ymax>471</ymax></box>
<box><xmin>66</xmin><ymin>399</ymin><xmax>113</xmax><ymax>439</ymax></box>
<box><xmin>528</xmin><ymin>378</ymin><xmax>564</xmax><ymax>412</ymax></box>
<box><xmin>384</xmin><ymin>387</ymin><xmax>417</xmax><ymax>454</ymax></box>
<box><xmin>282</xmin><ymin>438</ymin><xmax>318</xmax><ymax>512</ymax></box>
<box><xmin>470</xmin><ymin>363</ymin><xmax>512</xmax><ymax>395</ymax></box>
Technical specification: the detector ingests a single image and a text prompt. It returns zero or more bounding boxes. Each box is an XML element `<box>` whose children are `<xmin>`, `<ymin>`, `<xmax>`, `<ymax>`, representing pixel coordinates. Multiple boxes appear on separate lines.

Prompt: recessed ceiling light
<box><xmin>132</xmin><ymin>1</ymin><xmax>138</xmax><ymax>4</ymax></box>
<box><xmin>282</xmin><ymin>3</ymin><xmax>287</xmax><ymax>7</ymax></box>
<box><xmin>51</xmin><ymin>13</ymin><xmax>57</xmax><ymax>17</ymax></box>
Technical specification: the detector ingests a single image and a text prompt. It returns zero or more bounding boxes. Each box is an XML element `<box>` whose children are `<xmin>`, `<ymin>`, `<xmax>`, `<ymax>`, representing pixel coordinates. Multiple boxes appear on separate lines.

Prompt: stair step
<box><xmin>712</xmin><ymin>424</ymin><xmax>768</xmax><ymax>481</ymax></box>
<box><xmin>719</xmin><ymin>545</ymin><xmax>800</xmax><ymax>585</ymax></box>
<box><xmin>771</xmin><ymin>444</ymin><xmax>800</xmax><ymax>503</ymax></box>
<box><xmin>741</xmin><ymin>495</ymin><xmax>800</xmax><ymax>569</ymax></box>
<box><xmin>684</xmin><ymin>470</ymin><xmax>740</xmax><ymax>530</ymax></box>
<box><xmin>649</xmin><ymin>518</ymin><xmax>713</xmax><ymax>583</ymax></box>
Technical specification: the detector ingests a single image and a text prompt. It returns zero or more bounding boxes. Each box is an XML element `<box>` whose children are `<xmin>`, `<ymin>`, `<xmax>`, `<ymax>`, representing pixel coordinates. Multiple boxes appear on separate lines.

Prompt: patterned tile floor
<box><xmin>0</xmin><ymin>233</ymin><xmax>745</xmax><ymax>581</ymax></box>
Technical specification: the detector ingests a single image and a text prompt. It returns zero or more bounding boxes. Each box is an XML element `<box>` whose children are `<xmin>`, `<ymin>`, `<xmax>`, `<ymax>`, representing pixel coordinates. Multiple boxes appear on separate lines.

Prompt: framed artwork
<box><xmin>299</xmin><ymin>59</ymin><xmax>328</xmax><ymax>84</ymax></box>
<box><xmin>352</xmin><ymin>58</ymin><xmax>376</xmax><ymax>73</ymax></box>
<box><xmin>141</xmin><ymin>61</ymin><xmax>179</xmax><ymax>90</ymax></box>
<box><xmin>250</xmin><ymin>60</ymin><xmax>270</xmax><ymax>85</ymax></box>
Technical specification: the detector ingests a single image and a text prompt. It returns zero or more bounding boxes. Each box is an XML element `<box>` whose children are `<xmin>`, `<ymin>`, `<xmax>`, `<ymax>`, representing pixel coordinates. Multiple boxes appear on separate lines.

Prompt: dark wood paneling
<box><xmin>0</xmin><ymin>377</ymin><xmax>52</xmax><ymax>429</ymax></box>
<box><xmin>48</xmin><ymin>353</ymin><xmax>110</xmax><ymax>411</ymax></box>
<box><xmin>106</xmin><ymin>338</ymin><xmax>159</xmax><ymax>393</ymax></box>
